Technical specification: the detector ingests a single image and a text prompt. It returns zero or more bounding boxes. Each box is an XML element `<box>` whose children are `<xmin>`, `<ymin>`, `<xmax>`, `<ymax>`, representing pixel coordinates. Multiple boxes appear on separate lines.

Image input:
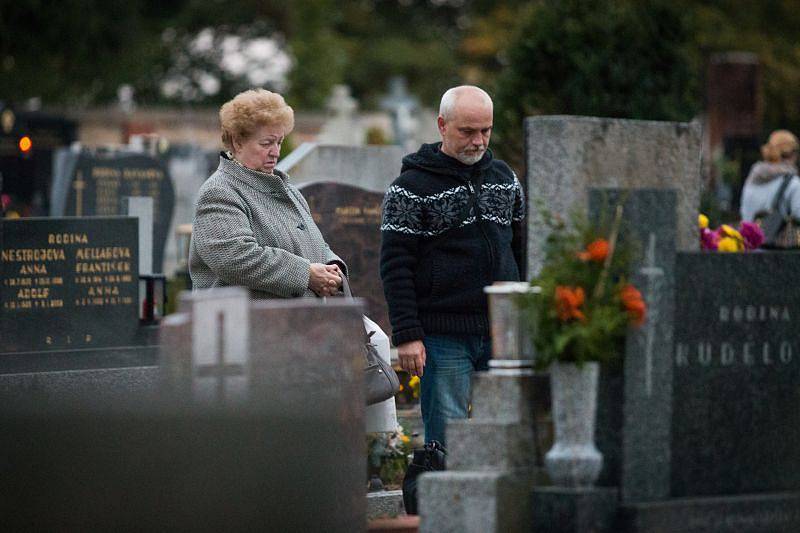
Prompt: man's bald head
<box><xmin>437</xmin><ymin>85</ymin><xmax>494</xmax><ymax>165</ymax></box>
<box><xmin>439</xmin><ymin>86</ymin><xmax>493</xmax><ymax>122</ymax></box>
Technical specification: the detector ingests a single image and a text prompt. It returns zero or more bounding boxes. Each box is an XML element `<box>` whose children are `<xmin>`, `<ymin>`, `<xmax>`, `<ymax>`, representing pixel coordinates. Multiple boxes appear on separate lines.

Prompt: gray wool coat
<box><xmin>189</xmin><ymin>155</ymin><xmax>347</xmax><ymax>298</ymax></box>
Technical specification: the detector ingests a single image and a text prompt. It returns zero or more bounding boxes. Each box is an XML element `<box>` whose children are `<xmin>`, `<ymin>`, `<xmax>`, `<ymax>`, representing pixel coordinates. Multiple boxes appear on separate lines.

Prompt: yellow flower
<box><xmin>720</xmin><ymin>224</ymin><xmax>742</xmax><ymax>240</ymax></box>
<box><xmin>718</xmin><ymin>236</ymin><xmax>743</xmax><ymax>252</ymax></box>
<box><xmin>698</xmin><ymin>213</ymin><xmax>709</xmax><ymax>229</ymax></box>
<box><xmin>409</xmin><ymin>375</ymin><xmax>420</xmax><ymax>388</ymax></box>
<box><xmin>400</xmin><ymin>434</ymin><xmax>410</xmax><ymax>443</ymax></box>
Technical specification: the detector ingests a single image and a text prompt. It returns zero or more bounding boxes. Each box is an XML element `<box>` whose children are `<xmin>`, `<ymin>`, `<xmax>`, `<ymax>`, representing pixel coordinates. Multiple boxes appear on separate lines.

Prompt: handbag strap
<box><xmin>771</xmin><ymin>174</ymin><xmax>794</xmax><ymax>213</ymax></box>
<box><xmin>340</xmin><ymin>273</ymin><xmax>354</xmax><ymax>299</ymax></box>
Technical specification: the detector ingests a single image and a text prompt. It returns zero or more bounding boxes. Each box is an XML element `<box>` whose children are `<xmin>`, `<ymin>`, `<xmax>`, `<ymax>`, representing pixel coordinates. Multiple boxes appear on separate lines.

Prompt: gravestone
<box><xmin>277</xmin><ymin>142</ymin><xmax>404</xmax><ymax>193</ymax></box>
<box><xmin>1</xmin><ymin>216</ymin><xmax>139</xmax><ymax>353</ymax></box>
<box><xmin>525</xmin><ymin>116</ymin><xmax>702</xmax><ymax>277</ymax></box>
<box><xmin>588</xmin><ymin>189</ymin><xmax>677</xmax><ymax>503</ymax></box>
<box><xmin>528</xmin><ymin>188</ymin><xmax>677</xmax><ymax>533</ymax></box>
<box><xmin>0</xmin><ymin>287</ymin><xmax>366</xmax><ymax>531</ymax></box>
<box><xmin>159</xmin><ymin>288</ymin><xmax>367</xmax><ymax>531</ymax></box>
<box><xmin>50</xmin><ymin>149</ymin><xmax>175</xmax><ymax>273</ymax></box>
<box><xmin>671</xmin><ymin>252</ymin><xmax>800</xmax><ymax>497</ymax></box>
<box><xmin>318</xmin><ymin>84</ymin><xmax>365</xmax><ymax>146</ymax></box>
<box><xmin>617</xmin><ymin>251</ymin><xmax>800</xmax><ymax>532</ymax></box>
<box><xmin>300</xmin><ymin>181</ymin><xmax>390</xmax><ymax>333</ymax></box>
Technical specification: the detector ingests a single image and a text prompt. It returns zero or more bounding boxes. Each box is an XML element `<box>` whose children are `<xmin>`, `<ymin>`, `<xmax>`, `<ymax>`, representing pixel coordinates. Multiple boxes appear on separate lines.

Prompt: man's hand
<box><xmin>308</xmin><ymin>262</ymin><xmax>341</xmax><ymax>296</ymax></box>
<box><xmin>398</xmin><ymin>340</ymin><xmax>426</xmax><ymax>377</ymax></box>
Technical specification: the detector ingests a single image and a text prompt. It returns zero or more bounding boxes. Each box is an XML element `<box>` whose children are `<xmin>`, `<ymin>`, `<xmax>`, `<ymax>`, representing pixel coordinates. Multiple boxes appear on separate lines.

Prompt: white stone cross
<box><xmin>122</xmin><ymin>196</ymin><xmax>153</xmax><ymax>275</ymax></box>
<box><xmin>380</xmin><ymin>77</ymin><xmax>419</xmax><ymax>150</ymax></box>
<box><xmin>639</xmin><ymin>232</ymin><xmax>664</xmax><ymax>397</ymax></box>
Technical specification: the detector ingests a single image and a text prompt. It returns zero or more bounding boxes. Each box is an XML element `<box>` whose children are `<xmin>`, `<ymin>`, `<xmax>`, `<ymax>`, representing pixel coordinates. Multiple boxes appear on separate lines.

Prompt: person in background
<box><xmin>190</xmin><ymin>88</ymin><xmax>346</xmax><ymax>298</ymax></box>
<box><xmin>740</xmin><ymin>129</ymin><xmax>800</xmax><ymax>225</ymax></box>
<box><xmin>379</xmin><ymin>85</ymin><xmax>526</xmax><ymax>445</ymax></box>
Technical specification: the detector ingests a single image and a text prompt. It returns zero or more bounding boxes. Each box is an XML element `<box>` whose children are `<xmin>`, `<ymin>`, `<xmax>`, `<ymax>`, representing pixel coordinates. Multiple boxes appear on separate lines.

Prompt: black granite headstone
<box><xmin>50</xmin><ymin>150</ymin><xmax>174</xmax><ymax>272</ymax></box>
<box><xmin>299</xmin><ymin>181</ymin><xmax>390</xmax><ymax>334</ymax></box>
<box><xmin>1</xmin><ymin>216</ymin><xmax>139</xmax><ymax>353</ymax></box>
<box><xmin>671</xmin><ymin>252</ymin><xmax>800</xmax><ymax>496</ymax></box>
<box><xmin>588</xmin><ymin>188</ymin><xmax>676</xmax><ymax>503</ymax></box>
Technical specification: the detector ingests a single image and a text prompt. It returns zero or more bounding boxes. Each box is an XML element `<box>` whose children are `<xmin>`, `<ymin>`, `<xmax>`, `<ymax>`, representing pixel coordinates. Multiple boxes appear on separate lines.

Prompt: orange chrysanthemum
<box><xmin>619</xmin><ymin>284</ymin><xmax>646</xmax><ymax>326</ymax></box>
<box><xmin>555</xmin><ymin>286</ymin><xmax>586</xmax><ymax>322</ymax></box>
<box><xmin>577</xmin><ymin>239</ymin><xmax>609</xmax><ymax>262</ymax></box>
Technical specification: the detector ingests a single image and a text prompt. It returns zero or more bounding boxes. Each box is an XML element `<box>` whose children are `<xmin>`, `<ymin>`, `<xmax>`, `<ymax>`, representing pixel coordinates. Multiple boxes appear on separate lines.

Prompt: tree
<box><xmin>492</xmin><ymin>0</ymin><xmax>701</xmax><ymax>169</ymax></box>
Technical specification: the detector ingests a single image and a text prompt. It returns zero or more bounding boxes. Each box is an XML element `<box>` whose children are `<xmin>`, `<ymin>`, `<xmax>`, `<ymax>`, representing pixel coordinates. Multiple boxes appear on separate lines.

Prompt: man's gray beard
<box><xmin>456</xmin><ymin>149</ymin><xmax>486</xmax><ymax>165</ymax></box>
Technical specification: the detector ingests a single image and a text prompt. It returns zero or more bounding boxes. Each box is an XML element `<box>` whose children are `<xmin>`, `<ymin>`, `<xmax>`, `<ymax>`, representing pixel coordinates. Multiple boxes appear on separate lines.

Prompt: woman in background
<box><xmin>740</xmin><ymin>129</ymin><xmax>800</xmax><ymax>226</ymax></box>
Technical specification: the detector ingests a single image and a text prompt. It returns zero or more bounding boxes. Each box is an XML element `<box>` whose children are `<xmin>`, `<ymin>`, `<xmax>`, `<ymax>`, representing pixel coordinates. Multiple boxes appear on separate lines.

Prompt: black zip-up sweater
<box><xmin>380</xmin><ymin>142</ymin><xmax>526</xmax><ymax>346</ymax></box>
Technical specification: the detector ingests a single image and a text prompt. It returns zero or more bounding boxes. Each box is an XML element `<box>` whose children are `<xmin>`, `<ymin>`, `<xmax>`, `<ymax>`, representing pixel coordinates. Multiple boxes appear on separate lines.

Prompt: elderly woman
<box><xmin>190</xmin><ymin>89</ymin><xmax>345</xmax><ymax>297</ymax></box>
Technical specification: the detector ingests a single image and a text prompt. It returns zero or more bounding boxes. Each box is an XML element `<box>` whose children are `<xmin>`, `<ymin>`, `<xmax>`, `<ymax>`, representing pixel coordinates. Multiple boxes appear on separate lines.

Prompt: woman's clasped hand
<box><xmin>309</xmin><ymin>263</ymin><xmax>343</xmax><ymax>297</ymax></box>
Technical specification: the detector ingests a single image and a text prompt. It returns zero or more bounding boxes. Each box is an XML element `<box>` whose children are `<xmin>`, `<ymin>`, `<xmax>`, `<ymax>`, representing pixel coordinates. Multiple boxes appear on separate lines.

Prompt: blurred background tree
<box><xmin>491</xmin><ymin>0</ymin><xmax>701</xmax><ymax>167</ymax></box>
<box><xmin>3</xmin><ymin>0</ymin><xmax>800</xmax><ymax>163</ymax></box>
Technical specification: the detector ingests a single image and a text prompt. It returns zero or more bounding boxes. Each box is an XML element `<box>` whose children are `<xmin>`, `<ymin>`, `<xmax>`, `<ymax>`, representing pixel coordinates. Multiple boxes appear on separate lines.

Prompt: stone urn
<box><xmin>544</xmin><ymin>361</ymin><xmax>603</xmax><ymax>487</ymax></box>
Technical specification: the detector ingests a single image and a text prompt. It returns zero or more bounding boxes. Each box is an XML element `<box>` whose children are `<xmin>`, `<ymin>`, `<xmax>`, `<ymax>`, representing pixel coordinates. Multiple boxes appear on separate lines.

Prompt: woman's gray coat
<box><xmin>189</xmin><ymin>155</ymin><xmax>346</xmax><ymax>298</ymax></box>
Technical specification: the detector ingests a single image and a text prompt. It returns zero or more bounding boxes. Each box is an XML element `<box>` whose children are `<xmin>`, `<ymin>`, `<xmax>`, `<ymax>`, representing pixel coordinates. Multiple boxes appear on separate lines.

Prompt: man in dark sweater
<box><xmin>380</xmin><ymin>86</ymin><xmax>525</xmax><ymax>444</ymax></box>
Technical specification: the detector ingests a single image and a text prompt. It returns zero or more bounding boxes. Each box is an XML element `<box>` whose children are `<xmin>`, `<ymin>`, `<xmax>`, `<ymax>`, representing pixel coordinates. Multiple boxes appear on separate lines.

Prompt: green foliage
<box><xmin>682</xmin><ymin>0</ymin><xmax>800</xmax><ymax>134</ymax></box>
<box><xmin>0</xmin><ymin>0</ymin><xmax>180</xmax><ymax>105</ymax></box>
<box><xmin>492</xmin><ymin>0</ymin><xmax>700</xmax><ymax>168</ymax></box>
<box><xmin>517</xmin><ymin>197</ymin><xmax>641</xmax><ymax>369</ymax></box>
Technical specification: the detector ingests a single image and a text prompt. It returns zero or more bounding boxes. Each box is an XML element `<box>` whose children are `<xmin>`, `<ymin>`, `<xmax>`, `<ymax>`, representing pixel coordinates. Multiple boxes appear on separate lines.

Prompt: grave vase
<box><xmin>544</xmin><ymin>361</ymin><xmax>603</xmax><ymax>487</ymax></box>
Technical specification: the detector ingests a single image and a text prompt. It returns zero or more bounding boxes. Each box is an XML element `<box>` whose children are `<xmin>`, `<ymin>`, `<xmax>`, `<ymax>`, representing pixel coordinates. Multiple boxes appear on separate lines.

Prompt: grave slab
<box><xmin>619</xmin><ymin>492</ymin><xmax>800</xmax><ymax>533</ymax></box>
<box><xmin>1</xmin><ymin>216</ymin><xmax>139</xmax><ymax>353</ymax></box>
<box><xmin>277</xmin><ymin>143</ymin><xmax>404</xmax><ymax>192</ymax></box>
<box><xmin>367</xmin><ymin>490</ymin><xmax>405</xmax><ymax>519</ymax></box>
<box><xmin>419</xmin><ymin>470</ymin><xmax>533</xmax><ymax>533</ymax></box>
<box><xmin>526</xmin><ymin>116</ymin><xmax>701</xmax><ymax>277</ymax></box>
<box><xmin>671</xmin><ymin>252</ymin><xmax>800</xmax><ymax>497</ymax></box>
<box><xmin>50</xmin><ymin>150</ymin><xmax>175</xmax><ymax>272</ymax></box>
<box><xmin>446</xmin><ymin>419</ymin><xmax>536</xmax><ymax>472</ymax></box>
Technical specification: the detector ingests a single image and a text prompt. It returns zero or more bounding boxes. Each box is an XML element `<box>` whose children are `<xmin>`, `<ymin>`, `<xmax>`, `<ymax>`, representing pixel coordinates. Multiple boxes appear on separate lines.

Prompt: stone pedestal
<box><xmin>419</xmin><ymin>471</ymin><xmax>533</xmax><ymax>533</ymax></box>
<box><xmin>418</xmin><ymin>369</ymin><xmax>537</xmax><ymax>533</ymax></box>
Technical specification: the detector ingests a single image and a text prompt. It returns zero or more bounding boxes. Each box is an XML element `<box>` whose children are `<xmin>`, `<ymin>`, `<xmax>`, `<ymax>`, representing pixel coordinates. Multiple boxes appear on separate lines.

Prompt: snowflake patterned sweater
<box><xmin>379</xmin><ymin>142</ymin><xmax>526</xmax><ymax>346</ymax></box>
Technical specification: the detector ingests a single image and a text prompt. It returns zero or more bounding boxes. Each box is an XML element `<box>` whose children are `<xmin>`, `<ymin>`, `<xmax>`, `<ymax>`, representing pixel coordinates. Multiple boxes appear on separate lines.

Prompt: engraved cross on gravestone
<box><xmin>639</xmin><ymin>232</ymin><xmax>665</xmax><ymax>397</ymax></box>
<box><xmin>190</xmin><ymin>289</ymin><xmax>249</xmax><ymax>405</ymax></box>
<box><xmin>195</xmin><ymin>312</ymin><xmax>247</xmax><ymax>403</ymax></box>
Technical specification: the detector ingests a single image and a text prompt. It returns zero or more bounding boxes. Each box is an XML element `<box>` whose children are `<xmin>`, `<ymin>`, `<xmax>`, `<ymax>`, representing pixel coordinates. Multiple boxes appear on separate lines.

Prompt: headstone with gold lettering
<box><xmin>0</xmin><ymin>216</ymin><xmax>139</xmax><ymax>353</ymax></box>
<box><xmin>299</xmin><ymin>181</ymin><xmax>390</xmax><ymax>333</ymax></box>
<box><xmin>50</xmin><ymin>150</ymin><xmax>174</xmax><ymax>273</ymax></box>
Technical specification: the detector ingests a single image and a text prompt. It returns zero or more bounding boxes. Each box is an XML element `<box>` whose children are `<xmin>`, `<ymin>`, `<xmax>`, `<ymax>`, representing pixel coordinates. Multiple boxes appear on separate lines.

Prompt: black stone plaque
<box><xmin>300</xmin><ymin>182</ymin><xmax>390</xmax><ymax>334</ymax></box>
<box><xmin>672</xmin><ymin>252</ymin><xmax>800</xmax><ymax>496</ymax></box>
<box><xmin>1</xmin><ymin>217</ymin><xmax>139</xmax><ymax>353</ymax></box>
<box><xmin>52</xmin><ymin>151</ymin><xmax>174</xmax><ymax>272</ymax></box>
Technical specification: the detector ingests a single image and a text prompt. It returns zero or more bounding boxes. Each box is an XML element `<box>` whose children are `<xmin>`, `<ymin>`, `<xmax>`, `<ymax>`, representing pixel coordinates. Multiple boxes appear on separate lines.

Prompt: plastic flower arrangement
<box><xmin>517</xmin><ymin>201</ymin><xmax>647</xmax><ymax>369</ymax></box>
<box><xmin>698</xmin><ymin>214</ymin><xmax>764</xmax><ymax>252</ymax></box>
<box><xmin>367</xmin><ymin>424</ymin><xmax>414</xmax><ymax>489</ymax></box>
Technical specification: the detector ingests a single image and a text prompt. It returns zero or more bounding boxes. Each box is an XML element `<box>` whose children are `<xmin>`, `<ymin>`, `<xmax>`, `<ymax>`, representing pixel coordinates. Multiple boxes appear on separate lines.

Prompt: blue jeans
<box><xmin>420</xmin><ymin>334</ymin><xmax>491</xmax><ymax>446</ymax></box>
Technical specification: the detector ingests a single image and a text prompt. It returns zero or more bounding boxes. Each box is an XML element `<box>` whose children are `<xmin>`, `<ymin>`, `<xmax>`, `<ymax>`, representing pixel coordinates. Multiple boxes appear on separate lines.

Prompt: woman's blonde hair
<box><xmin>219</xmin><ymin>89</ymin><xmax>294</xmax><ymax>151</ymax></box>
<box><xmin>761</xmin><ymin>129</ymin><xmax>799</xmax><ymax>162</ymax></box>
